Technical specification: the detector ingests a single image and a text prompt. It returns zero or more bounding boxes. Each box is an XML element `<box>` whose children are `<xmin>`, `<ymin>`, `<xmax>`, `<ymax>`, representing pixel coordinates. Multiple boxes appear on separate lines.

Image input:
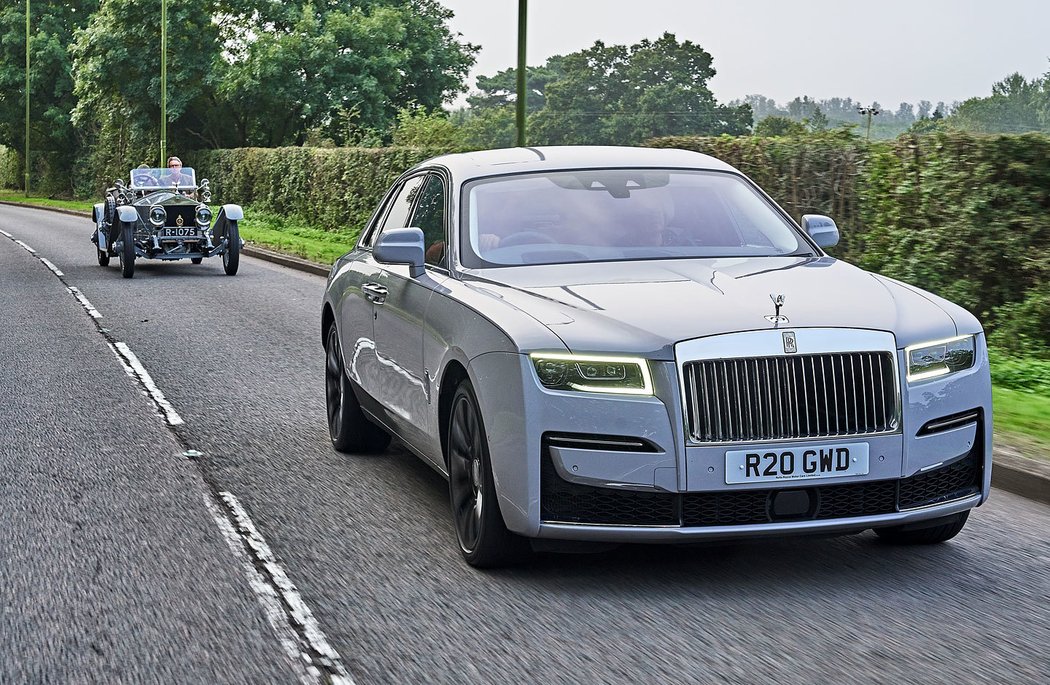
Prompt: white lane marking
<box><xmin>204</xmin><ymin>495</ymin><xmax>316</xmax><ymax>685</ymax></box>
<box><xmin>110</xmin><ymin>341</ymin><xmax>185</xmax><ymax>426</ymax></box>
<box><xmin>0</xmin><ymin>229</ymin><xmax>12</xmax><ymax>238</ymax></box>
<box><xmin>220</xmin><ymin>492</ymin><xmax>354</xmax><ymax>685</ymax></box>
<box><xmin>15</xmin><ymin>239</ymin><xmax>36</xmax><ymax>253</ymax></box>
<box><xmin>67</xmin><ymin>287</ymin><xmax>102</xmax><ymax>318</ymax></box>
<box><xmin>40</xmin><ymin>257</ymin><xmax>64</xmax><ymax>277</ymax></box>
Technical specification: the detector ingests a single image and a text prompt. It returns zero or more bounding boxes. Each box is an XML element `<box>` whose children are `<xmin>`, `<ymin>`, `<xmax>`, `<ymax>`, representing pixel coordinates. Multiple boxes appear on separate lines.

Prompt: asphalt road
<box><xmin>2</xmin><ymin>204</ymin><xmax>1048</xmax><ymax>684</ymax></box>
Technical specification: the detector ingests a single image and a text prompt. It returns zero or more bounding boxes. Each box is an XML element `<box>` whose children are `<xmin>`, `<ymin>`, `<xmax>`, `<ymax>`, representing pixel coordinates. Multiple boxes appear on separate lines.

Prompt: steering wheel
<box><xmin>499</xmin><ymin>231</ymin><xmax>559</xmax><ymax>247</ymax></box>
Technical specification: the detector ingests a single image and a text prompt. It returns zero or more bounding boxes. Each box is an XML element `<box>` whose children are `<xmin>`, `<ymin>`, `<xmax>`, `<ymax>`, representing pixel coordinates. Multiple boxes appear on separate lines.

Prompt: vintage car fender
<box><xmin>115</xmin><ymin>205</ymin><xmax>139</xmax><ymax>224</ymax></box>
<box><xmin>92</xmin><ymin>203</ymin><xmax>105</xmax><ymax>225</ymax></box>
<box><xmin>220</xmin><ymin>204</ymin><xmax>243</xmax><ymax>221</ymax></box>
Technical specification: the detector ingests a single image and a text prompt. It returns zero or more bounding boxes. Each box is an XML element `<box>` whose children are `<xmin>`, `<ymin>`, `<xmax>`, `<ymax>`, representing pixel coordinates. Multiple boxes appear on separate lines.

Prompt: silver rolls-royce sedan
<box><xmin>321</xmin><ymin>146</ymin><xmax>991</xmax><ymax>567</ymax></box>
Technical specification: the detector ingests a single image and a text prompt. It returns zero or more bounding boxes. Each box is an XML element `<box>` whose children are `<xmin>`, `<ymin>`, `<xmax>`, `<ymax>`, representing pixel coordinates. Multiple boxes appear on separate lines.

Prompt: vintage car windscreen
<box><xmin>460</xmin><ymin>169</ymin><xmax>813</xmax><ymax>267</ymax></box>
<box><xmin>130</xmin><ymin>167</ymin><xmax>197</xmax><ymax>190</ymax></box>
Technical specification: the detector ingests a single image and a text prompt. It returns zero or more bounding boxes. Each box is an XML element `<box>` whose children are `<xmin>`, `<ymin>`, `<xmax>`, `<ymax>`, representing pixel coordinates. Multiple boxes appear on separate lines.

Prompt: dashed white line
<box><xmin>204</xmin><ymin>495</ymin><xmax>317</xmax><ymax>685</ymax></box>
<box><xmin>40</xmin><ymin>257</ymin><xmax>64</xmax><ymax>276</ymax></box>
<box><xmin>220</xmin><ymin>492</ymin><xmax>354</xmax><ymax>685</ymax></box>
<box><xmin>67</xmin><ymin>286</ymin><xmax>101</xmax><ymax>318</ymax></box>
<box><xmin>15</xmin><ymin>239</ymin><xmax>36</xmax><ymax>253</ymax></box>
<box><xmin>0</xmin><ymin>229</ymin><xmax>12</xmax><ymax>238</ymax></box>
<box><xmin>109</xmin><ymin>341</ymin><xmax>185</xmax><ymax>426</ymax></box>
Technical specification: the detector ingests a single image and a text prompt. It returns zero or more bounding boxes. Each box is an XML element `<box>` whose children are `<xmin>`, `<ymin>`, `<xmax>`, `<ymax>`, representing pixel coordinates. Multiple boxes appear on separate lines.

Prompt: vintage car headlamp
<box><xmin>530</xmin><ymin>353</ymin><xmax>653</xmax><ymax>395</ymax></box>
<box><xmin>196</xmin><ymin>205</ymin><xmax>212</xmax><ymax>226</ymax></box>
<box><xmin>905</xmin><ymin>335</ymin><xmax>976</xmax><ymax>382</ymax></box>
<box><xmin>148</xmin><ymin>205</ymin><xmax>167</xmax><ymax>227</ymax></box>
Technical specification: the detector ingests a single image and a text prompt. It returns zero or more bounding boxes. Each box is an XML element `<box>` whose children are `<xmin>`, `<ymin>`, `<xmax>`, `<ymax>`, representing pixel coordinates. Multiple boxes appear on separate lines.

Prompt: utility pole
<box><xmin>515</xmin><ymin>0</ymin><xmax>527</xmax><ymax>147</ymax></box>
<box><xmin>24</xmin><ymin>0</ymin><xmax>30</xmax><ymax>196</ymax></box>
<box><xmin>160</xmin><ymin>0</ymin><xmax>167</xmax><ymax>166</ymax></box>
<box><xmin>858</xmin><ymin>106</ymin><xmax>880</xmax><ymax>141</ymax></box>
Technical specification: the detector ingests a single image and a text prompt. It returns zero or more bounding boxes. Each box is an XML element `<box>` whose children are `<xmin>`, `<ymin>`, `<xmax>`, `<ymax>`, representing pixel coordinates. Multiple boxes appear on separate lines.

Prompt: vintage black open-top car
<box><xmin>91</xmin><ymin>167</ymin><xmax>243</xmax><ymax>278</ymax></box>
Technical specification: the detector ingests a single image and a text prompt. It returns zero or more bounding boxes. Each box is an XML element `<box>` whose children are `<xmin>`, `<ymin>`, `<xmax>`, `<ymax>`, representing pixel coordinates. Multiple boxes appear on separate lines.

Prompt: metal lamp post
<box><xmin>858</xmin><ymin>106</ymin><xmax>880</xmax><ymax>141</ymax></box>
<box><xmin>24</xmin><ymin>0</ymin><xmax>30</xmax><ymax>196</ymax></box>
<box><xmin>515</xmin><ymin>0</ymin><xmax>527</xmax><ymax>147</ymax></box>
<box><xmin>160</xmin><ymin>0</ymin><xmax>167</xmax><ymax>166</ymax></box>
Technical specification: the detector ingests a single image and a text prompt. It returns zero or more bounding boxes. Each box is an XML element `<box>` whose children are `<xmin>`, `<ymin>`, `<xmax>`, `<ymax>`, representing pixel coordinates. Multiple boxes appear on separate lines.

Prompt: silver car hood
<box><xmin>468</xmin><ymin>257</ymin><xmax>959</xmax><ymax>358</ymax></box>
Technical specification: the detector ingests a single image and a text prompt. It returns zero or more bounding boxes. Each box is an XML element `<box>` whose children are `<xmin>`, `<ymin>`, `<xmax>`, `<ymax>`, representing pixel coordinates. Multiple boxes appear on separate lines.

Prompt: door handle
<box><xmin>362</xmin><ymin>282</ymin><xmax>388</xmax><ymax>304</ymax></box>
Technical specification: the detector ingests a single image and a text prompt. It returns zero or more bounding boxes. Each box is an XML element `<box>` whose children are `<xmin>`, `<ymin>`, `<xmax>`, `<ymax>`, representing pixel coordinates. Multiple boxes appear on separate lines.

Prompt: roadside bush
<box><xmin>191</xmin><ymin>146</ymin><xmax>451</xmax><ymax>238</ymax></box>
<box><xmin>988</xmin><ymin>348</ymin><xmax>1050</xmax><ymax>394</ymax></box>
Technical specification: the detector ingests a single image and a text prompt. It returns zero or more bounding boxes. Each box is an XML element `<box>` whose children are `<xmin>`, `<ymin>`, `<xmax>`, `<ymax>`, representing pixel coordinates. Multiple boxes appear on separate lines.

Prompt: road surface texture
<box><xmin>2</xmin><ymin>204</ymin><xmax>1047</xmax><ymax>684</ymax></box>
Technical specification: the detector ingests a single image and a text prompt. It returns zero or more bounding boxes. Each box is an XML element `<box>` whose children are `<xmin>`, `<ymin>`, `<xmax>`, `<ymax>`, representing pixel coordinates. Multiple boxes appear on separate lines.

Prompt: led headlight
<box><xmin>148</xmin><ymin>205</ymin><xmax>166</xmax><ymax>226</ymax></box>
<box><xmin>530</xmin><ymin>353</ymin><xmax>653</xmax><ymax>395</ymax></box>
<box><xmin>195</xmin><ymin>205</ymin><xmax>212</xmax><ymax>226</ymax></box>
<box><xmin>905</xmin><ymin>335</ymin><xmax>976</xmax><ymax>382</ymax></box>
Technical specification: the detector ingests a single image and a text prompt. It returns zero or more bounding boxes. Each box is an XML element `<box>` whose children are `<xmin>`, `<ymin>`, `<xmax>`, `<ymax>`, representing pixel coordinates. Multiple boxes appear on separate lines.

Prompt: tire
<box><xmin>447</xmin><ymin>379</ymin><xmax>531</xmax><ymax>568</ymax></box>
<box><xmin>191</xmin><ymin>257</ymin><xmax>203</xmax><ymax>264</ymax></box>
<box><xmin>118</xmin><ymin>222</ymin><xmax>135</xmax><ymax>279</ymax></box>
<box><xmin>324</xmin><ymin>323</ymin><xmax>390</xmax><ymax>453</ymax></box>
<box><xmin>875</xmin><ymin>510</ymin><xmax>970</xmax><ymax>545</ymax></box>
<box><xmin>97</xmin><ymin>246</ymin><xmax>110</xmax><ymax>267</ymax></box>
<box><xmin>222</xmin><ymin>220</ymin><xmax>240</xmax><ymax>275</ymax></box>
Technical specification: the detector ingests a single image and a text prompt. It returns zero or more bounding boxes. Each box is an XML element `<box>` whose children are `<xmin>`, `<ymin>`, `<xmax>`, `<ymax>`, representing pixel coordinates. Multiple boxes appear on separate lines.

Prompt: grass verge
<box><xmin>993</xmin><ymin>387</ymin><xmax>1050</xmax><ymax>460</ymax></box>
<box><xmin>0</xmin><ymin>192</ymin><xmax>357</xmax><ymax>265</ymax></box>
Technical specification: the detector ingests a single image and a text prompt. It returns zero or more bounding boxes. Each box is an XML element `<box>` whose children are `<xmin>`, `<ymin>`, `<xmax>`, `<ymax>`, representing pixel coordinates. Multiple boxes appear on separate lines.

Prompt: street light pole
<box><xmin>858</xmin><ymin>106</ymin><xmax>880</xmax><ymax>141</ymax></box>
<box><xmin>160</xmin><ymin>0</ymin><xmax>167</xmax><ymax>166</ymax></box>
<box><xmin>515</xmin><ymin>0</ymin><xmax>527</xmax><ymax>147</ymax></box>
<box><xmin>24</xmin><ymin>0</ymin><xmax>30</xmax><ymax>196</ymax></box>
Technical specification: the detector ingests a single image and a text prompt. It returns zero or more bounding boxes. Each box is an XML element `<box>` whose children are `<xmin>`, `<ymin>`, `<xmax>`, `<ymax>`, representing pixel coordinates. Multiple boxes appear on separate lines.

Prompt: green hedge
<box><xmin>191</xmin><ymin>146</ymin><xmax>450</xmax><ymax>239</ymax></box>
<box><xmin>650</xmin><ymin>130</ymin><xmax>1050</xmax><ymax>350</ymax></box>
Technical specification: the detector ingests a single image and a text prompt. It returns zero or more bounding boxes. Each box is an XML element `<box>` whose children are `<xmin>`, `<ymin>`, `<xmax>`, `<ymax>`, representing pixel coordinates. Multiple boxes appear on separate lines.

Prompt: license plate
<box><xmin>160</xmin><ymin>227</ymin><xmax>199</xmax><ymax>238</ymax></box>
<box><xmin>725</xmin><ymin>442</ymin><xmax>869</xmax><ymax>484</ymax></box>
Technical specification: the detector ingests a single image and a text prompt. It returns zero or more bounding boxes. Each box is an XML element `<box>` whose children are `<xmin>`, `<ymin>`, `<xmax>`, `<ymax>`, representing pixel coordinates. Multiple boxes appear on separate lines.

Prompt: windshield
<box><xmin>460</xmin><ymin>169</ymin><xmax>813</xmax><ymax>267</ymax></box>
<box><xmin>130</xmin><ymin>167</ymin><xmax>196</xmax><ymax>190</ymax></box>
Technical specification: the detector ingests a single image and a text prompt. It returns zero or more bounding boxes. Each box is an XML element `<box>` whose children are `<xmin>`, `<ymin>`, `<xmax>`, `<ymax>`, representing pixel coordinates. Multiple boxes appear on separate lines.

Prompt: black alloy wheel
<box><xmin>223</xmin><ymin>220</ymin><xmax>240</xmax><ymax>275</ymax></box>
<box><xmin>118</xmin><ymin>223</ymin><xmax>135</xmax><ymax>279</ymax></box>
<box><xmin>447</xmin><ymin>379</ymin><xmax>530</xmax><ymax>568</ymax></box>
<box><xmin>875</xmin><ymin>510</ymin><xmax>970</xmax><ymax>544</ymax></box>
<box><xmin>324</xmin><ymin>323</ymin><xmax>390</xmax><ymax>453</ymax></box>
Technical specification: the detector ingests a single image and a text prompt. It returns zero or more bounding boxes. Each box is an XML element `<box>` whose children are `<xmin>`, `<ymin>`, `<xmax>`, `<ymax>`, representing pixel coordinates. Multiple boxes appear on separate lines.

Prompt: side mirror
<box><xmin>374</xmin><ymin>227</ymin><xmax>425</xmax><ymax>277</ymax></box>
<box><xmin>802</xmin><ymin>214</ymin><xmax>839</xmax><ymax>248</ymax></box>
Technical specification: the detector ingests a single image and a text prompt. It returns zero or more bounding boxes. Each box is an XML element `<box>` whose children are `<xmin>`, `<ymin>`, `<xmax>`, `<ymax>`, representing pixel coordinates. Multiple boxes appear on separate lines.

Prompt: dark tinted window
<box><xmin>367</xmin><ymin>175</ymin><xmax>426</xmax><ymax>246</ymax></box>
<box><xmin>411</xmin><ymin>175</ymin><xmax>447</xmax><ymax>267</ymax></box>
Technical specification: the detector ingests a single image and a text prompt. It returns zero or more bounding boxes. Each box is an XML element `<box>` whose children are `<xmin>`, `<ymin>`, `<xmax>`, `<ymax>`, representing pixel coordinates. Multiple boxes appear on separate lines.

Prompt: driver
<box><xmin>164</xmin><ymin>156</ymin><xmax>189</xmax><ymax>186</ymax></box>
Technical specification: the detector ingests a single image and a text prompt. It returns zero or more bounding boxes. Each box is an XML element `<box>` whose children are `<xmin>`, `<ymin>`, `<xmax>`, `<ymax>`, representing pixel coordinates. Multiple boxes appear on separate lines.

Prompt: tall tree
<box><xmin>528</xmin><ymin>33</ymin><xmax>751</xmax><ymax>145</ymax></box>
<box><xmin>0</xmin><ymin>2</ymin><xmax>94</xmax><ymax>191</ymax></box>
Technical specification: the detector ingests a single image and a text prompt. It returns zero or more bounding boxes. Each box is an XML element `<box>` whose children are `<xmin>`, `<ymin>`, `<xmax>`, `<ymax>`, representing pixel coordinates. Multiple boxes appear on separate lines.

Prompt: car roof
<box><xmin>415</xmin><ymin>145</ymin><xmax>739</xmax><ymax>182</ymax></box>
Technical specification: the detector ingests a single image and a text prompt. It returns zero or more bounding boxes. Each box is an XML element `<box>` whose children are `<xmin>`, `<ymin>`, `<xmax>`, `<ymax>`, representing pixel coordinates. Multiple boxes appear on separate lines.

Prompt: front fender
<box><xmin>116</xmin><ymin>205</ymin><xmax>138</xmax><ymax>223</ymax></box>
<box><xmin>220</xmin><ymin>204</ymin><xmax>243</xmax><ymax>221</ymax></box>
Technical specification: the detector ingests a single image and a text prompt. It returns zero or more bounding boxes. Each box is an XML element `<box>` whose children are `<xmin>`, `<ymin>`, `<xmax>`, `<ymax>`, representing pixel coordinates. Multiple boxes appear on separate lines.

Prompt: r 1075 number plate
<box><xmin>160</xmin><ymin>227</ymin><xmax>199</xmax><ymax>237</ymax></box>
<box><xmin>725</xmin><ymin>442</ymin><xmax>869</xmax><ymax>484</ymax></box>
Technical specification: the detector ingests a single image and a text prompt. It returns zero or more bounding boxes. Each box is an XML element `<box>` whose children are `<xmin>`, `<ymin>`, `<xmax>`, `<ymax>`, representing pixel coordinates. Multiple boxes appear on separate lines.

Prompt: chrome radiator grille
<box><xmin>683</xmin><ymin>352</ymin><xmax>899</xmax><ymax>443</ymax></box>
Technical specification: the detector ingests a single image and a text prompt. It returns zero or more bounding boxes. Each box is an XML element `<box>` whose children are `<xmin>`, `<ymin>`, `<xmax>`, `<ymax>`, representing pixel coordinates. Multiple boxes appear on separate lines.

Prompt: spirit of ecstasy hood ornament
<box><xmin>765</xmin><ymin>293</ymin><xmax>789</xmax><ymax>325</ymax></box>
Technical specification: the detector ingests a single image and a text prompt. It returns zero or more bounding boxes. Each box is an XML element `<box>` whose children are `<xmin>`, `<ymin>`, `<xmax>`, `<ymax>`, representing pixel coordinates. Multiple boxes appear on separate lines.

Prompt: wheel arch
<box><xmin>437</xmin><ymin>359</ymin><xmax>470</xmax><ymax>469</ymax></box>
<box><xmin>321</xmin><ymin>302</ymin><xmax>336</xmax><ymax>347</ymax></box>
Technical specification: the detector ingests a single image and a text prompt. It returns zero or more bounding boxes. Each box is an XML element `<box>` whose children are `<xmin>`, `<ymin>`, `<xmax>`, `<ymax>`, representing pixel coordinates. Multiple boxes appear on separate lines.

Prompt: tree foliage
<box><xmin>0</xmin><ymin>1</ymin><xmax>94</xmax><ymax>193</ymax></box>
<box><xmin>480</xmin><ymin>33</ymin><xmax>754</xmax><ymax>146</ymax></box>
<box><xmin>949</xmin><ymin>71</ymin><xmax>1050</xmax><ymax>134</ymax></box>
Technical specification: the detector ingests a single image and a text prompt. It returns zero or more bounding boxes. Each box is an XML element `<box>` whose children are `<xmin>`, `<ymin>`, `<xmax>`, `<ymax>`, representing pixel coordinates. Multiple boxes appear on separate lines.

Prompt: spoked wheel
<box><xmin>875</xmin><ymin>510</ymin><xmax>970</xmax><ymax>544</ymax></box>
<box><xmin>324</xmin><ymin>323</ymin><xmax>390</xmax><ymax>453</ymax></box>
<box><xmin>447</xmin><ymin>379</ymin><xmax>530</xmax><ymax>568</ymax></box>
<box><xmin>118</xmin><ymin>223</ymin><xmax>135</xmax><ymax>279</ymax></box>
<box><xmin>97</xmin><ymin>246</ymin><xmax>110</xmax><ymax>267</ymax></box>
<box><xmin>222</xmin><ymin>220</ymin><xmax>240</xmax><ymax>275</ymax></box>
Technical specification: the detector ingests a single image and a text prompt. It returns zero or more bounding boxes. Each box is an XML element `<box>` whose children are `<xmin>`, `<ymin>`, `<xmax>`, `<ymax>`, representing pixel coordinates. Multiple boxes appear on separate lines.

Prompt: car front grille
<box><xmin>682</xmin><ymin>352</ymin><xmax>899</xmax><ymax>443</ymax></box>
<box><xmin>164</xmin><ymin>206</ymin><xmax>197</xmax><ymax>229</ymax></box>
<box><xmin>540</xmin><ymin>443</ymin><xmax>981</xmax><ymax>528</ymax></box>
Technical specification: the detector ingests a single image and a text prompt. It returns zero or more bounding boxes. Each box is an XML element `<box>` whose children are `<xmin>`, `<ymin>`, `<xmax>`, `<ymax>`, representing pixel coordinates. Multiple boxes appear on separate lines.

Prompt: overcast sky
<box><xmin>439</xmin><ymin>0</ymin><xmax>1050</xmax><ymax>109</ymax></box>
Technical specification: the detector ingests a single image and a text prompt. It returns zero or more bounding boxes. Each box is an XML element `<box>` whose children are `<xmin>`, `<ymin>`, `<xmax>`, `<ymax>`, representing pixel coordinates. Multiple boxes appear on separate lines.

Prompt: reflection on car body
<box><xmin>321</xmin><ymin>146</ymin><xmax>992</xmax><ymax>567</ymax></box>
